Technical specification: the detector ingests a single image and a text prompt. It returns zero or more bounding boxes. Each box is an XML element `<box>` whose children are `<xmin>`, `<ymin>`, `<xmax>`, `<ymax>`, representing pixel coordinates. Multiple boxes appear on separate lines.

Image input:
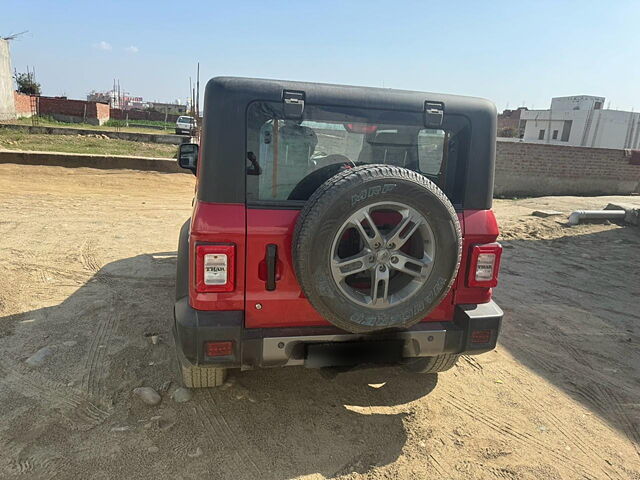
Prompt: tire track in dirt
<box><xmin>427</xmin><ymin>453</ymin><xmax>452</xmax><ymax>477</ymax></box>
<box><xmin>454</xmin><ymin>460</ymin><xmax>519</xmax><ymax>480</ymax></box>
<box><xmin>505</xmin><ymin>303</ymin><xmax>639</xmax><ymax>472</ymax></box>
<box><xmin>519</xmin><ymin>337</ymin><xmax>640</xmax><ymax>463</ymax></box>
<box><xmin>2</xmin><ymin>260</ymin><xmax>88</xmax><ymax>283</ymax></box>
<box><xmin>0</xmin><ymin>361</ymin><xmax>111</xmax><ymax>431</ymax></box>
<box><xmin>2</xmin><ymin>439</ymin><xmax>64</xmax><ymax>479</ymax></box>
<box><xmin>459</xmin><ymin>355</ymin><xmax>484</xmax><ymax>373</ymax></box>
<box><xmin>501</xmin><ymin>366</ymin><xmax>624</xmax><ymax>480</ymax></box>
<box><xmin>571</xmin><ymin>383</ymin><xmax>640</xmax><ymax>458</ymax></box>
<box><xmin>191</xmin><ymin>403</ymin><xmax>254</xmax><ymax>475</ymax></box>
<box><xmin>203</xmin><ymin>391</ymin><xmax>262</xmax><ymax>476</ymax></box>
<box><xmin>80</xmin><ymin>294</ymin><xmax>118</xmax><ymax>403</ymax></box>
<box><xmin>79</xmin><ymin>239</ymin><xmax>102</xmax><ymax>274</ymax></box>
<box><xmin>78</xmin><ymin>240</ymin><xmax>120</xmax><ymax>404</ymax></box>
<box><xmin>518</xmin><ymin>347</ymin><xmax>566</xmax><ymax>375</ymax></box>
<box><xmin>445</xmin><ymin>393</ymin><xmax>601</xmax><ymax>479</ymax></box>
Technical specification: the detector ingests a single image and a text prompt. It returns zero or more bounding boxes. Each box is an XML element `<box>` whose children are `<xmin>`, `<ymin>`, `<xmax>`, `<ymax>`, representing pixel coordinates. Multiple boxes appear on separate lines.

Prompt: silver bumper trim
<box><xmin>261</xmin><ymin>328</ymin><xmax>447</xmax><ymax>367</ymax></box>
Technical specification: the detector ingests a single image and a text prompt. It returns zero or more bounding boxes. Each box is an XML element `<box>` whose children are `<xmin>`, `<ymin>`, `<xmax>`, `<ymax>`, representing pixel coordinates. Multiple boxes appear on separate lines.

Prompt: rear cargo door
<box><xmin>244</xmin><ymin>97</ymin><xmax>462</xmax><ymax>328</ymax></box>
<box><xmin>245</xmin><ymin>208</ymin><xmax>326</xmax><ymax>328</ymax></box>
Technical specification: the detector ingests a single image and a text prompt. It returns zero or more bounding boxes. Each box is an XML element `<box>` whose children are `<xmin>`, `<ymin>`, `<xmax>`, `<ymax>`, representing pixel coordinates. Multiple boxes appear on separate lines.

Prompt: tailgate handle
<box><xmin>266</xmin><ymin>244</ymin><xmax>277</xmax><ymax>291</ymax></box>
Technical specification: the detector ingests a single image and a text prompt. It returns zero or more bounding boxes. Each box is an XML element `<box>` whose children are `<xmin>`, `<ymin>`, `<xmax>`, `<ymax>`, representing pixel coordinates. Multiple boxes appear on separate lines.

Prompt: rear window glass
<box><xmin>246</xmin><ymin>102</ymin><xmax>469</xmax><ymax>204</ymax></box>
<box><xmin>177</xmin><ymin>116</ymin><xmax>193</xmax><ymax>123</ymax></box>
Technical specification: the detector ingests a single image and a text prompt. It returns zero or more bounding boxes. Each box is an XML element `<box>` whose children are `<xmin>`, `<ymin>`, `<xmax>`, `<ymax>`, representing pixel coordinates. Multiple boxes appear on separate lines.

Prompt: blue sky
<box><xmin>2</xmin><ymin>0</ymin><xmax>639</xmax><ymax>111</ymax></box>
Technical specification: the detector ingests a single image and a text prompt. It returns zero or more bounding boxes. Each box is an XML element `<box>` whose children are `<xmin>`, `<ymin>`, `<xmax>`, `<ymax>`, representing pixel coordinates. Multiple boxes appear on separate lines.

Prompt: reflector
<box><xmin>205</xmin><ymin>341</ymin><xmax>233</xmax><ymax>357</ymax></box>
<box><xmin>471</xmin><ymin>330</ymin><xmax>491</xmax><ymax>344</ymax></box>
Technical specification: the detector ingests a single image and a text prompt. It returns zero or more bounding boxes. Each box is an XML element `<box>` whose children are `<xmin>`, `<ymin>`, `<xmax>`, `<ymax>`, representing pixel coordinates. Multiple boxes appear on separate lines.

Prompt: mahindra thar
<box><xmin>174</xmin><ymin>77</ymin><xmax>503</xmax><ymax>387</ymax></box>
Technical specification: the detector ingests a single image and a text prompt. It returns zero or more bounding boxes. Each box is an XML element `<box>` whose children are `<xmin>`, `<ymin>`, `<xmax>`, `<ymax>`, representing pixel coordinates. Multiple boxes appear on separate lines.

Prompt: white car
<box><xmin>175</xmin><ymin>116</ymin><xmax>197</xmax><ymax>135</ymax></box>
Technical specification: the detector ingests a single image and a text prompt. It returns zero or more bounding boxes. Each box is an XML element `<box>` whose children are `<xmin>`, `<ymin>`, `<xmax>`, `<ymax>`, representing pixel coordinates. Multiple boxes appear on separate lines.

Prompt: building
<box><xmin>497</xmin><ymin>106</ymin><xmax>528</xmax><ymax>137</ymax></box>
<box><xmin>87</xmin><ymin>90</ymin><xmax>145</xmax><ymax>110</ymax></box>
<box><xmin>0</xmin><ymin>38</ymin><xmax>16</xmax><ymax>120</ymax></box>
<box><xmin>520</xmin><ymin>95</ymin><xmax>640</xmax><ymax>149</ymax></box>
<box><xmin>147</xmin><ymin>101</ymin><xmax>187</xmax><ymax>115</ymax></box>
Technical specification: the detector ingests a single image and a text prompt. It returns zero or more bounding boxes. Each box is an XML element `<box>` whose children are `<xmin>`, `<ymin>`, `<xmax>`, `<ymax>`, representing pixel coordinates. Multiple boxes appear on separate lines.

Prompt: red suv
<box><xmin>174</xmin><ymin>77</ymin><xmax>502</xmax><ymax>387</ymax></box>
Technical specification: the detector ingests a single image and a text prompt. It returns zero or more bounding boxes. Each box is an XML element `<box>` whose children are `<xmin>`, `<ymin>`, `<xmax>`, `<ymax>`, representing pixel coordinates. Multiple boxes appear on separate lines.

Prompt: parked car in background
<box><xmin>175</xmin><ymin>116</ymin><xmax>197</xmax><ymax>135</ymax></box>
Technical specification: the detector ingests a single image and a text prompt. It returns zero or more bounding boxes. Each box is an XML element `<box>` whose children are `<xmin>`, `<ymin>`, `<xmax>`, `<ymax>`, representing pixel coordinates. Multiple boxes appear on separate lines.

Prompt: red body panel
<box><xmin>189</xmin><ymin>201</ymin><xmax>500</xmax><ymax>327</ymax></box>
<box><xmin>189</xmin><ymin>202</ymin><xmax>246</xmax><ymax>311</ymax></box>
<box><xmin>243</xmin><ymin>209</ymin><xmax>454</xmax><ymax>328</ymax></box>
<box><xmin>245</xmin><ymin>209</ymin><xmax>327</xmax><ymax>327</ymax></box>
<box><xmin>454</xmin><ymin>209</ymin><xmax>500</xmax><ymax>304</ymax></box>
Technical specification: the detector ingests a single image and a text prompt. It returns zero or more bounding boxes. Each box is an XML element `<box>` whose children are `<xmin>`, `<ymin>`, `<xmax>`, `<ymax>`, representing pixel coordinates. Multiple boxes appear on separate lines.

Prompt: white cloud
<box><xmin>124</xmin><ymin>45</ymin><xmax>139</xmax><ymax>54</ymax></box>
<box><xmin>94</xmin><ymin>41</ymin><xmax>112</xmax><ymax>51</ymax></box>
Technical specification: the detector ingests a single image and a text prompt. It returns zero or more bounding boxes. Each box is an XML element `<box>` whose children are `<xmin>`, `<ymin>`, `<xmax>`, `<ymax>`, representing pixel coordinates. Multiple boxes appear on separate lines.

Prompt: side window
<box><xmin>417</xmin><ymin>129</ymin><xmax>446</xmax><ymax>175</ymax></box>
<box><xmin>257</xmin><ymin>120</ymin><xmax>320</xmax><ymax>200</ymax></box>
<box><xmin>561</xmin><ymin>120</ymin><xmax>572</xmax><ymax>141</ymax></box>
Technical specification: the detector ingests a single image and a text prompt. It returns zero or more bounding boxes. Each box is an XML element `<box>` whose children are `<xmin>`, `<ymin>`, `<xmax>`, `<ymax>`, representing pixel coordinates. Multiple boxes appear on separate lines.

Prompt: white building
<box><xmin>520</xmin><ymin>95</ymin><xmax>640</xmax><ymax>149</ymax></box>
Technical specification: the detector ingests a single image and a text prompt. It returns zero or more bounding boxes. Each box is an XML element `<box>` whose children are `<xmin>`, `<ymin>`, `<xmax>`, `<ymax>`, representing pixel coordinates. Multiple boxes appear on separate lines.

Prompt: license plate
<box><xmin>304</xmin><ymin>340</ymin><xmax>403</xmax><ymax>368</ymax></box>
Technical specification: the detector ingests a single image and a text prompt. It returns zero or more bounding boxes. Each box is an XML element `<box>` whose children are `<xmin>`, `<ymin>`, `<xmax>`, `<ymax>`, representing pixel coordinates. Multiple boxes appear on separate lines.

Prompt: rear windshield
<box><xmin>246</xmin><ymin>102</ymin><xmax>469</xmax><ymax>205</ymax></box>
<box><xmin>177</xmin><ymin>116</ymin><xmax>194</xmax><ymax>123</ymax></box>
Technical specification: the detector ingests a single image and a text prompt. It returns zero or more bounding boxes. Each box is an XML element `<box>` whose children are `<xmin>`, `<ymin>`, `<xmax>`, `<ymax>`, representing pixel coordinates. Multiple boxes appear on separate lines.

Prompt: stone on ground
<box><xmin>25</xmin><ymin>346</ymin><xmax>53</xmax><ymax>367</ymax></box>
<box><xmin>133</xmin><ymin>387</ymin><xmax>161</xmax><ymax>406</ymax></box>
<box><xmin>172</xmin><ymin>387</ymin><xmax>192</xmax><ymax>403</ymax></box>
<box><xmin>531</xmin><ymin>210</ymin><xmax>563</xmax><ymax>218</ymax></box>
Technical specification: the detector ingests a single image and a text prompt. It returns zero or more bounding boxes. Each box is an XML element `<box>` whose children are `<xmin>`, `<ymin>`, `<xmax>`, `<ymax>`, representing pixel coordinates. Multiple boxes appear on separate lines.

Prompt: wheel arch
<box><xmin>175</xmin><ymin>218</ymin><xmax>191</xmax><ymax>301</ymax></box>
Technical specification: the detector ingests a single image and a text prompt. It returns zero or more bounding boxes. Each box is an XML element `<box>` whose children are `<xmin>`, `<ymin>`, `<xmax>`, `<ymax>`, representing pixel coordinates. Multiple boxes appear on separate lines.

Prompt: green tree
<box><xmin>14</xmin><ymin>71</ymin><xmax>41</xmax><ymax>95</ymax></box>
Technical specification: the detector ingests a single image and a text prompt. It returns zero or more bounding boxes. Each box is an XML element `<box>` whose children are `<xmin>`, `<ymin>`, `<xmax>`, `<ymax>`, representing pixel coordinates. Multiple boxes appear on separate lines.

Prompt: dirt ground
<box><xmin>0</xmin><ymin>163</ymin><xmax>638</xmax><ymax>480</ymax></box>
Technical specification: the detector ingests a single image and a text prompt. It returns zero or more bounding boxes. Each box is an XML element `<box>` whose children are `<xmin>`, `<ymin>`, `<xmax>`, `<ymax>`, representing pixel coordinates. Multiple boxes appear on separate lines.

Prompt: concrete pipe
<box><xmin>568</xmin><ymin>210</ymin><xmax>626</xmax><ymax>226</ymax></box>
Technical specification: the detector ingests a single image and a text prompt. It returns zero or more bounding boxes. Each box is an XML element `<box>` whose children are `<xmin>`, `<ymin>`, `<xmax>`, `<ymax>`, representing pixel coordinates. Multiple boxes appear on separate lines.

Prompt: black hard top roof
<box><xmin>198</xmin><ymin>77</ymin><xmax>496</xmax><ymax>209</ymax></box>
<box><xmin>206</xmin><ymin>76</ymin><xmax>496</xmax><ymax>118</ymax></box>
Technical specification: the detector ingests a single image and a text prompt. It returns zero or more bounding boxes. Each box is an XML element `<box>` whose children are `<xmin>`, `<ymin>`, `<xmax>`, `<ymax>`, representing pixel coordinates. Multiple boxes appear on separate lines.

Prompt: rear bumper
<box><xmin>173</xmin><ymin>297</ymin><xmax>503</xmax><ymax>370</ymax></box>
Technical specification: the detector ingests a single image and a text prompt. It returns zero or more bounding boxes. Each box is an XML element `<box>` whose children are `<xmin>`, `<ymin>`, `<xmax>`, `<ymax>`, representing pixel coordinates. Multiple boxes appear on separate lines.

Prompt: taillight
<box><xmin>195</xmin><ymin>244</ymin><xmax>235</xmax><ymax>292</ymax></box>
<box><xmin>205</xmin><ymin>341</ymin><xmax>233</xmax><ymax>357</ymax></box>
<box><xmin>468</xmin><ymin>243</ymin><xmax>502</xmax><ymax>288</ymax></box>
<box><xmin>344</xmin><ymin>123</ymin><xmax>378</xmax><ymax>134</ymax></box>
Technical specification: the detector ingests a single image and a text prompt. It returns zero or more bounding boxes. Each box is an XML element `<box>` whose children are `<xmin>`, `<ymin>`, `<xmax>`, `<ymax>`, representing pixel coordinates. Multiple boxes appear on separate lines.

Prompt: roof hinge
<box><xmin>283</xmin><ymin>90</ymin><xmax>305</xmax><ymax>118</ymax></box>
<box><xmin>424</xmin><ymin>101</ymin><xmax>444</xmax><ymax>127</ymax></box>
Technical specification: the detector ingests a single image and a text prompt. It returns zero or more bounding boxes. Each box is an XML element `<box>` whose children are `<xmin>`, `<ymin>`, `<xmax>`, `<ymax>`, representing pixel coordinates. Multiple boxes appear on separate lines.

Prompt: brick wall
<box><xmin>14</xmin><ymin>92</ymin><xmax>33</xmax><ymax>117</ymax></box>
<box><xmin>11</xmin><ymin>93</ymin><xmax>109</xmax><ymax>123</ymax></box>
<box><xmin>110</xmin><ymin>108</ymin><xmax>181</xmax><ymax>123</ymax></box>
<box><xmin>494</xmin><ymin>140</ymin><xmax>640</xmax><ymax>196</ymax></box>
<box><xmin>36</xmin><ymin>97</ymin><xmax>109</xmax><ymax>125</ymax></box>
<box><xmin>94</xmin><ymin>102</ymin><xmax>109</xmax><ymax>122</ymax></box>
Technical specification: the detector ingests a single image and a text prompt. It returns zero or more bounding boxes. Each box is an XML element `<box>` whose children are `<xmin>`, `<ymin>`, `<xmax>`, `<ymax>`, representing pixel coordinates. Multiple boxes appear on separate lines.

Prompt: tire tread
<box><xmin>404</xmin><ymin>354</ymin><xmax>460</xmax><ymax>374</ymax></box>
<box><xmin>181</xmin><ymin>364</ymin><xmax>226</xmax><ymax>388</ymax></box>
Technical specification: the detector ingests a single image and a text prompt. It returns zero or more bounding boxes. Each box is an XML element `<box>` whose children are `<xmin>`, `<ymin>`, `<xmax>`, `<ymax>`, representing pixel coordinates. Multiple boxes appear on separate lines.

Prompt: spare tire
<box><xmin>293</xmin><ymin>165</ymin><xmax>461</xmax><ymax>333</ymax></box>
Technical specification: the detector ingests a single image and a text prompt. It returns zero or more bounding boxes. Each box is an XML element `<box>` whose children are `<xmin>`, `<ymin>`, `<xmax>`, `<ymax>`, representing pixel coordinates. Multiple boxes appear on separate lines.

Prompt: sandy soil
<box><xmin>0</xmin><ymin>163</ymin><xmax>638</xmax><ymax>480</ymax></box>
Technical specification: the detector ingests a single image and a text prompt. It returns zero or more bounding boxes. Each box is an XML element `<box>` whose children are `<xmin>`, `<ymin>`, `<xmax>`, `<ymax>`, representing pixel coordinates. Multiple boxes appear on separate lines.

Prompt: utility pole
<box><xmin>196</xmin><ymin>62</ymin><xmax>200</xmax><ymax>118</ymax></box>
